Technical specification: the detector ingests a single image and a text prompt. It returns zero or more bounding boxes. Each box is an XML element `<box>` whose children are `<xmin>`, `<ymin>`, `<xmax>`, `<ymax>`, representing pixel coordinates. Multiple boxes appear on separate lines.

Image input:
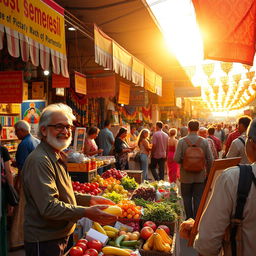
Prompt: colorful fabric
<box><xmin>193</xmin><ymin>0</ymin><xmax>256</xmax><ymax>65</ymax></box>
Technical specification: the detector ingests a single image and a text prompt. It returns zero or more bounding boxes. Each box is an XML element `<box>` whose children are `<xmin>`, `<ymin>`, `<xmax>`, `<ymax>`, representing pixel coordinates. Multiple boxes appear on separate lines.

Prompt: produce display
<box><xmin>72</xmin><ymin>181</ymin><xmax>101</xmax><ymax>195</ymax></box>
<box><xmin>69</xmin><ymin>176</ymin><xmax>180</xmax><ymax>256</ymax></box>
<box><xmin>117</xmin><ymin>200</ymin><xmax>142</xmax><ymax>219</ymax></box>
<box><xmin>131</xmin><ymin>186</ymin><xmax>156</xmax><ymax>201</ymax></box>
<box><xmin>102</xmin><ymin>191</ymin><xmax>127</xmax><ymax>204</ymax></box>
<box><xmin>69</xmin><ymin>238</ymin><xmax>102</xmax><ymax>256</ymax></box>
<box><xmin>121</xmin><ymin>176</ymin><xmax>138</xmax><ymax>190</ymax></box>
<box><xmin>101</xmin><ymin>168</ymin><xmax>127</xmax><ymax>180</ymax></box>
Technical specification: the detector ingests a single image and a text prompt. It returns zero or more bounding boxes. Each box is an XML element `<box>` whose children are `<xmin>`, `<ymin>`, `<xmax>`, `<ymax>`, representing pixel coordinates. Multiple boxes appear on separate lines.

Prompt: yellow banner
<box><xmin>144</xmin><ymin>67</ymin><xmax>156</xmax><ymax>93</ymax></box>
<box><xmin>118</xmin><ymin>81</ymin><xmax>130</xmax><ymax>105</ymax></box>
<box><xmin>75</xmin><ymin>72</ymin><xmax>87</xmax><ymax>95</ymax></box>
<box><xmin>94</xmin><ymin>25</ymin><xmax>112</xmax><ymax>55</ymax></box>
<box><xmin>0</xmin><ymin>0</ymin><xmax>66</xmax><ymax>54</ymax></box>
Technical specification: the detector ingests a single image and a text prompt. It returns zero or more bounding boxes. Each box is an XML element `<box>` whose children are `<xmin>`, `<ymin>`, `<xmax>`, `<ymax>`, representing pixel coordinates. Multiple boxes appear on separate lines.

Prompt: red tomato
<box><xmin>76</xmin><ymin>186</ymin><xmax>81</xmax><ymax>191</ymax></box>
<box><xmin>76</xmin><ymin>242</ymin><xmax>87</xmax><ymax>252</ymax></box>
<box><xmin>81</xmin><ymin>190</ymin><xmax>85</xmax><ymax>194</ymax></box>
<box><xmin>84</xmin><ymin>186</ymin><xmax>90</xmax><ymax>193</ymax></box>
<box><xmin>69</xmin><ymin>246</ymin><xmax>83</xmax><ymax>256</ymax></box>
<box><xmin>74</xmin><ymin>181</ymin><xmax>80</xmax><ymax>186</ymax></box>
<box><xmin>87</xmin><ymin>240</ymin><xmax>102</xmax><ymax>252</ymax></box>
<box><xmin>78</xmin><ymin>239</ymin><xmax>88</xmax><ymax>244</ymax></box>
<box><xmin>84</xmin><ymin>248</ymin><xmax>98</xmax><ymax>256</ymax></box>
<box><xmin>94</xmin><ymin>183</ymin><xmax>99</xmax><ymax>188</ymax></box>
<box><xmin>90</xmin><ymin>184</ymin><xmax>96</xmax><ymax>190</ymax></box>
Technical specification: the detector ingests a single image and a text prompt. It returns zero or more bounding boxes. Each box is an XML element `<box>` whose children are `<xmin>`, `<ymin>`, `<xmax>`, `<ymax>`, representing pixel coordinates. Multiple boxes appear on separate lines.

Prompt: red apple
<box><xmin>87</xmin><ymin>240</ymin><xmax>102</xmax><ymax>252</ymax></box>
<box><xmin>84</xmin><ymin>248</ymin><xmax>98</xmax><ymax>256</ymax></box>
<box><xmin>140</xmin><ymin>226</ymin><xmax>154</xmax><ymax>240</ymax></box>
<box><xmin>158</xmin><ymin>225</ymin><xmax>170</xmax><ymax>235</ymax></box>
<box><xmin>143</xmin><ymin>221</ymin><xmax>157</xmax><ymax>231</ymax></box>
<box><xmin>69</xmin><ymin>246</ymin><xmax>84</xmax><ymax>256</ymax></box>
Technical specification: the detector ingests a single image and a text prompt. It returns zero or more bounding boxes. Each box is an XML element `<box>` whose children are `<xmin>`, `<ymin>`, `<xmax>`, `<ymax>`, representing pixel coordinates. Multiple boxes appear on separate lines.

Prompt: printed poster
<box><xmin>21</xmin><ymin>100</ymin><xmax>46</xmax><ymax>137</ymax></box>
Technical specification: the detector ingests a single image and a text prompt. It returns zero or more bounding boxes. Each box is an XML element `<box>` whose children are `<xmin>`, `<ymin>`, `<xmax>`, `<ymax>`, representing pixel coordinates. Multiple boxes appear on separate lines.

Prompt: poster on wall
<box><xmin>73</xmin><ymin>127</ymin><xmax>87</xmax><ymax>152</ymax></box>
<box><xmin>21</xmin><ymin>100</ymin><xmax>46</xmax><ymax>137</ymax></box>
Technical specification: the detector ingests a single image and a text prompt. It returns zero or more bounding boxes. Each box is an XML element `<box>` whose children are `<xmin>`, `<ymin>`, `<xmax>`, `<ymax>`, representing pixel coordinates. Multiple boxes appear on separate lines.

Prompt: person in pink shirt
<box><xmin>151</xmin><ymin>121</ymin><xmax>169</xmax><ymax>180</ymax></box>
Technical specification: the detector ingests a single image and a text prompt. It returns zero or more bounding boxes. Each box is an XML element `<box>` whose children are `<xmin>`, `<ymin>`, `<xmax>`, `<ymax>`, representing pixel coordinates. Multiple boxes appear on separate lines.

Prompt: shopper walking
<box><xmin>167</xmin><ymin>128</ymin><xmax>180</xmax><ymax>183</ymax></box>
<box><xmin>137</xmin><ymin>129</ymin><xmax>151</xmax><ymax>181</ymax></box>
<box><xmin>180</xmin><ymin>118</ymin><xmax>256</xmax><ymax>255</ymax></box>
<box><xmin>151</xmin><ymin>121</ymin><xmax>169</xmax><ymax>181</ymax></box>
<box><xmin>114</xmin><ymin>127</ymin><xmax>134</xmax><ymax>170</ymax></box>
<box><xmin>22</xmin><ymin>104</ymin><xmax>117</xmax><ymax>256</ymax></box>
<box><xmin>98</xmin><ymin>120</ymin><xmax>114</xmax><ymax>156</ymax></box>
<box><xmin>174</xmin><ymin>120</ymin><xmax>213</xmax><ymax>219</ymax></box>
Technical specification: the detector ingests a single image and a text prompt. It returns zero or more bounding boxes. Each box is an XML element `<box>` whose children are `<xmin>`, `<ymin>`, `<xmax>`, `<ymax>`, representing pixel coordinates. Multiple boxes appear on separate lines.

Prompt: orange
<box><xmin>127</xmin><ymin>214</ymin><xmax>132</xmax><ymax>219</ymax></box>
<box><xmin>134</xmin><ymin>214</ymin><xmax>140</xmax><ymax>219</ymax></box>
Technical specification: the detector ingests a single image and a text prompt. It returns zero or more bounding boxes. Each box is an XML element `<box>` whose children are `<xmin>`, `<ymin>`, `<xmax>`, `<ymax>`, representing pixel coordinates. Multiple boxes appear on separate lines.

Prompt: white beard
<box><xmin>46</xmin><ymin>130</ymin><xmax>72</xmax><ymax>151</ymax></box>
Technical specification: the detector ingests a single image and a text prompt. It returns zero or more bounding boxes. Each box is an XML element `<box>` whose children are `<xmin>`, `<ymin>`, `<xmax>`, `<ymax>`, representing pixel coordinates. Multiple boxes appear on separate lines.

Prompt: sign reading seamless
<box><xmin>0</xmin><ymin>0</ymin><xmax>66</xmax><ymax>55</ymax></box>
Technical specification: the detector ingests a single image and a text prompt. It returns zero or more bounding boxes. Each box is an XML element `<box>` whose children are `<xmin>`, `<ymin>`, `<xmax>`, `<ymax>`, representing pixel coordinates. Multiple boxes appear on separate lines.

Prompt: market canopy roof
<box><xmin>55</xmin><ymin>0</ymin><xmax>192</xmax><ymax>88</ymax></box>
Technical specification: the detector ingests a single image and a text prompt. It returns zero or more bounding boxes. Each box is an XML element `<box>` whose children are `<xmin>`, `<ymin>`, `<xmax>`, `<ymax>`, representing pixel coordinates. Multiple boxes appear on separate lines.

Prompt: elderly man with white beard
<box><xmin>22</xmin><ymin>103</ymin><xmax>117</xmax><ymax>256</ymax></box>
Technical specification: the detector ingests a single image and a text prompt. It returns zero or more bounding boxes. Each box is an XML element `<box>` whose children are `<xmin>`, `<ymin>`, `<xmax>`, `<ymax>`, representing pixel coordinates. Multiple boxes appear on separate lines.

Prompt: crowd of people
<box><xmin>0</xmin><ymin>103</ymin><xmax>255</xmax><ymax>255</ymax></box>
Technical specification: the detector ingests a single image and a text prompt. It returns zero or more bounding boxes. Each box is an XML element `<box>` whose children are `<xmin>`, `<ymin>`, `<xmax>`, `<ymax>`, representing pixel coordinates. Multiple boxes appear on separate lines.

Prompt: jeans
<box><xmin>151</xmin><ymin>158</ymin><xmax>166</xmax><ymax>181</ymax></box>
<box><xmin>181</xmin><ymin>182</ymin><xmax>205</xmax><ymax>219</ymax></box>
<box><xmin>140</xmin><ymin>153</ymin><xmax>148</xmax><ymax>180</ymax></box>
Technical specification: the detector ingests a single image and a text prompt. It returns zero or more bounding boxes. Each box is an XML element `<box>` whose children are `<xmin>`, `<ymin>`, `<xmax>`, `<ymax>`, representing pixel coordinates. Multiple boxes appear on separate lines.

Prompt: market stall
<box><xmin>65</xmin><ymin>169</ymin><xmax>182</xmax><ymax>256</ymax></box>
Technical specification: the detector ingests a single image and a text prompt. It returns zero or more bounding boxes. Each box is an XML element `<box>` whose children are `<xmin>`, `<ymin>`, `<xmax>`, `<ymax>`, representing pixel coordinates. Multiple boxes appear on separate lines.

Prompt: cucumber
<box><xmin>120</xmin><ymin>240</ymin><xmax>139</xmax><ymax>247</ymax></box>
<box><xmin>114</xmin><ymin>234</ymin><xmax>126</xmax><ymax>247</ymax></box>
<box><xmin>120</xmin><ymin>245</ymin><xmax>136</xmax><ymax>250</ymax></box>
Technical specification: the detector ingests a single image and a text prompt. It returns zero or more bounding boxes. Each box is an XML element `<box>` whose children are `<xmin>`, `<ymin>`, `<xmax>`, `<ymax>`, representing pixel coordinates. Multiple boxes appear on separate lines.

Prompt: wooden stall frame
<box><xmin>188</xmin><ymin>157</ymin><xmax>241</xmax><ymax>246</ymax></box>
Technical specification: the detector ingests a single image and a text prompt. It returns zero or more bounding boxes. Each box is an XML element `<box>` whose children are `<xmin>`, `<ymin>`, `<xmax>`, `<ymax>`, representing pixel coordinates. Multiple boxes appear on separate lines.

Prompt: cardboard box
<box><xmin>86</xmin><ymin>228</ymin><xmax>108</xmax><ymax>245</ymax></box>
<box><xmin>67</xmin><ymin>163</ymin><xmax>90</xmax><ymax>172</ymax></box>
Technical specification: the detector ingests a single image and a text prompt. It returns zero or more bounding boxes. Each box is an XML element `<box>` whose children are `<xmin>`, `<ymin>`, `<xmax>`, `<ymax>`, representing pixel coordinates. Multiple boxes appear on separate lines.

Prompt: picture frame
<box><xmin>73</xmin><ymin>127</ymin><xmax>87</xmax><ymax>153</ymax></box>
<box><xmin>188</xmin><ymin>157</ymin><xmax>242</xmax><ymax>246</ymax></box>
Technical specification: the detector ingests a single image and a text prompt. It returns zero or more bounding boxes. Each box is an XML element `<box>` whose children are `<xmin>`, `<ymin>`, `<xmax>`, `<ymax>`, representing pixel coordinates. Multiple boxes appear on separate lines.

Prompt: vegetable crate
<box><xmin>69</xmin><ymin>169</ymin><xmax>97</xmax><ymax>183</ymax></box>
<box><xmin>140</xmin><ymin>219</ymin><xmax>176</xmax><ymax>236</ymax></box>
<box><xmin>139</xmin><ymin>233</ymin><xmax>176</xmax><ymax>256</ymax></box>
<box><xmin>123</xmin><ymin>170</ymin><xmax>143</xmax><ymax>184</ymax></box>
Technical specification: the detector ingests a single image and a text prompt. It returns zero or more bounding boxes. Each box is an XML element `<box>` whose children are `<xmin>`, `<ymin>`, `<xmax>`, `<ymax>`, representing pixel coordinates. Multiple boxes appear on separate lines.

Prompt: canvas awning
<box><xmin>0</xmin><ymin>0</ymin><xmax>69</xmax><ymax>77</ymax></box>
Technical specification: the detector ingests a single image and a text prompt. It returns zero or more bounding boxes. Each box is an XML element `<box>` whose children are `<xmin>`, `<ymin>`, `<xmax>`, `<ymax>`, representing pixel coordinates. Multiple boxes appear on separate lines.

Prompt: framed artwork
<box><xmin>112</xmin><ymin>111</ymin><xmax>119</xmax><ymax>125</ymax></box>
<box><xmin>21</xmin><ymin>100</ymin><xmax>46</xmax><ymax>137</ymax></box>
<box><xmin>73</xmin><ymin>127</ymin><xmax>87</xmax><ymax>153</ymax></box>
<box><xmin>188</xmin><ymin>157</ymin><xmax>242</xmax><ymax>246</ymax></box>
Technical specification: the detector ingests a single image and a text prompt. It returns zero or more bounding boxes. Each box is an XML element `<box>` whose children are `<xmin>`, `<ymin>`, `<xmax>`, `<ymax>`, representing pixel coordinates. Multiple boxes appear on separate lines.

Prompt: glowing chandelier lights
<box><xmin>184</xmin><ymin>61</ymin><xmax>256</xmax><ymax>112</ymax></box>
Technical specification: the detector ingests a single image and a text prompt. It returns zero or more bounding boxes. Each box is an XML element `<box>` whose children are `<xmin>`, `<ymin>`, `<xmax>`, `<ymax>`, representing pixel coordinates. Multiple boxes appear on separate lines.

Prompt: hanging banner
<box><xmin>113</xmin><ymin>41</ymin><xmax>132</xmax><ymax>81</ymax></box>
<box><xmin>129</xmin><ymin>87</ymin><xmax>147</xmax><ymax>106</ymax></box>
<box><xmin>118</xmin><ymin>81</ymin><xmax>130</xmax><ymax>105</ymax></box>
<box><xmin>0</xmin><ymin>0</ymin><xmax>66</xmax><ymax>54</ymax></box>
<box><xmin>86</xmin><ymin>75</ymin><xmax>116</xmax><ymax>98</ymax></box>
<box><xmin>52</xmin><ymin>73</ymin><xmax>70</xmax><ymax>88</ymax></box>
<box><xmin>94</xmin><ymin>25</ymin><xmax>113</xmax><ymax>70</ymax></box>
<box><xmin>144</xmin><ymin>67</ymin><xmax>156</xmax><ymax>93</ymax></box>
<box><xmin>75</xmin><ymin>71</ymin><xmax>87</xmax><ymax>95</ymax></box>
<box><xmin>0</xmin><ymin>71</ymin><xmax>23</xmax><ymax>103</ymax></box>
<box><xmin>132</xmin><ymin>57</ymin><xmax>144</xmax><ymax>87</ymax></box>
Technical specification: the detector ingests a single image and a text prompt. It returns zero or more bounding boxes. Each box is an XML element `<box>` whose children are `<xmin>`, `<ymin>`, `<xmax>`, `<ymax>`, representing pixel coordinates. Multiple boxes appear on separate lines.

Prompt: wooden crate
<box><xmin>69</xmin><ymin>169</ymin><xmax>97</xmax><ymax>183</ymax></box>
<box><xmin>67</xmin><ymin>163</ymin><xmax>90</xmax><ymax>172</ymax></box>
<box><xmin>124</xmin><ymin>170</ymin><xmax>143</xmax><ymax>184</ymax></box>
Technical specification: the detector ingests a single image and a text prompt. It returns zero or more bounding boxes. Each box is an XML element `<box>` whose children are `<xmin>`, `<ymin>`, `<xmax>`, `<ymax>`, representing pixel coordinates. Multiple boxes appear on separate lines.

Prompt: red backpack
<box><xmin>182</xmin><ymin>138</ymin><xmax>205</xmax><ymax>172</ymax></box>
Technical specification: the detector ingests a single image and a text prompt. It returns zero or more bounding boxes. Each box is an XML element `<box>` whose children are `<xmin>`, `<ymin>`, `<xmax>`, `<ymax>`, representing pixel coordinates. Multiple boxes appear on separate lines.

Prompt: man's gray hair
<box><xmin>199</xmin><ymin>127</ymin><xmax>207</xmax><ymax>132</ymax></box>
<box><xmin>37</xmin><ymin>103</ymin><xmax>76</xmax><ymax>139</ymax></box>
<box><xmin>14</xmin><ymin>120</ymin><xmax>31</xmax><ymax>132</ymax></box>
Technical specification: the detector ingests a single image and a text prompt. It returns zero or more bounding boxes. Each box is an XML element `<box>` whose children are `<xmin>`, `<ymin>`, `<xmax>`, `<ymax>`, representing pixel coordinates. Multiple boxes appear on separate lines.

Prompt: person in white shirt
<box><xmin>227</xmin><ymin>116</ymin><xmax>252</xmax><ymax>164</ymax></box>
